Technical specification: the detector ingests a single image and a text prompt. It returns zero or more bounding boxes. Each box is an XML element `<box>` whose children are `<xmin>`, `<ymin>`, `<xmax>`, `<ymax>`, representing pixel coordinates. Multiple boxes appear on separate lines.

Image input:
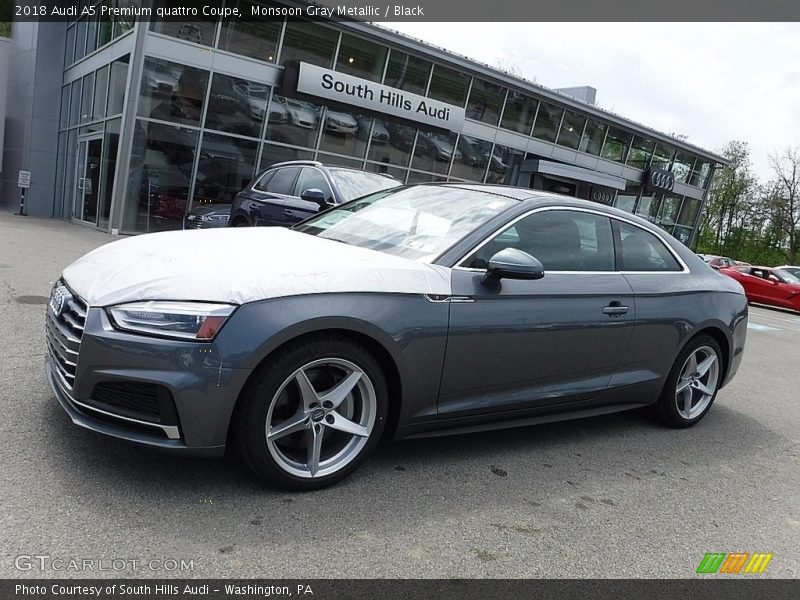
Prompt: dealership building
<box><xmin>2</xmin><ymin>2</ymin><xmax>728</xmax><ymax>245</ymax></box>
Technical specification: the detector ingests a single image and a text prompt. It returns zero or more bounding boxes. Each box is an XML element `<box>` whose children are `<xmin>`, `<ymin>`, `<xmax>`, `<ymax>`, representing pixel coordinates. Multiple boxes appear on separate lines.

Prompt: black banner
<box><xmin>6</xmin><ymin>0</ymin><xmax>800</xmax><ymax>22</ymax></box>
<box><xmin>2</xmin><ymin>579</ymin><xmax>799</xmax><ymax>600</ymax></box>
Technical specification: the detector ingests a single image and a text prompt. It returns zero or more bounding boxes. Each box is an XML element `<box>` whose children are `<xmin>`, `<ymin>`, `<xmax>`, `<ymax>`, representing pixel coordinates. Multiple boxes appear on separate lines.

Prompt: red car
<box><xmin>719</xmin><ymin>265</ymin><xmax>800</xmax><ymax>313</ymax></box>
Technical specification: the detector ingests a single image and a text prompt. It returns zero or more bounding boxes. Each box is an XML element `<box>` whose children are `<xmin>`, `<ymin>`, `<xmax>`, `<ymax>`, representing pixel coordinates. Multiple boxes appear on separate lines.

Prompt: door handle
<box><xmin>602</xmin><ymin>301</ymin><xmax>629</xmax><ymax>317</ymax></box>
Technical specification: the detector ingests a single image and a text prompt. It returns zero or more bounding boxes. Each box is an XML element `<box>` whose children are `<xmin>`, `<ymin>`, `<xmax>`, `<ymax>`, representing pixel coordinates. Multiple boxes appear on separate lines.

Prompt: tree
<box><xmin>767</xmin><ymin>146</ymin><xmax>800</xmax><ymax>264</ymax></box>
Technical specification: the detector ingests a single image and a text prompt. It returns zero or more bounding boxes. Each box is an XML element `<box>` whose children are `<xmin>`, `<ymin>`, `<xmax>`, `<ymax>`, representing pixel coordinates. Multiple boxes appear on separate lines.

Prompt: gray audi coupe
<box><xmin>45</xmin><ymin>183</ymin><xmax>748</xmax><ymax>490</ymax></box>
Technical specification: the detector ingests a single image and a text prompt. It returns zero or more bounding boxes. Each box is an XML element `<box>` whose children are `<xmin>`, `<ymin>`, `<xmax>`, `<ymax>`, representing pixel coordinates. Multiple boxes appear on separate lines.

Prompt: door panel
<box><xmin>438</xmin><ymin>270</ymin><xmax>636</xmax><ymax>417</ymax></box>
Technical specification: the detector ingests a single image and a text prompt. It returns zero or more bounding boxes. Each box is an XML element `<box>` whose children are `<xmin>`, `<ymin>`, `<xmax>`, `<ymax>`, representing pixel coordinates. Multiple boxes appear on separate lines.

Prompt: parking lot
<box><xmin>1</xmin><ymin>210</ymin><xmax>798</xmax><ymax>579</ymax></box>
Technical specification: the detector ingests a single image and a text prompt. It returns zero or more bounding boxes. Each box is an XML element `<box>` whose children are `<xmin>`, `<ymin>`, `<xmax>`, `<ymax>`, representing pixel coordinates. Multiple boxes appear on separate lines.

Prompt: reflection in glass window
<box><xmin>113</xmin><ymin>2</ymin><xmax>136</xmax><ymax>38</ymax></box>
<box><xmin>316</xmin><ymin>153</ymin><xmax>365</xmax><ymax>170</ymax></box>
<box><xmin>98</xmin><ymin>118</ymin><xmax>121</xmax><ymax>230</ymax></box>
<box><xmin>635</xmin><ymin>193</ymin><xmax>659</xmax><ymax>222</ymax></box>
<box><xmin>466</xmin><ymin>79</ymin><xmax>505</xmax><ymax>126</ymax></box>
<box><xmin>579</xmin><ymin>120</ymin><xmax>606</xmax><ymax>156</ymax></box>
<box><xmin>86</xmin><ymin>14</ymin><xmax>98</xmax><ymax>55</ymax></box>
<box><xmin>614</xmin><ymin>184</ymin><xmax>641</xmax><ymax>214</ymax></box>
<box><xmin>335</xmin><ymin>34</ymin><xmax>388</xmax><ymax>82</ymax></box>
<box><xmin>658</xmin><ymin>195</ymin><xmax>683</xmax><ymax>230</ymax></box>
<box><xmin>138</xmin><ymin>58</ymin><xmax>209</xmax><ymax>127</ymax></box>
<box><xmin>80</xmin><ymin>72</ymin><xmax>94</xmax><ymax>123</ymax></box>
<box><xmin>93</xmin><ymin>66</ymin><xmax>109</xmax><ymax>120</ymax></box>
<box><xmin>205</xmin><ymin>74</ymin><xmax>265</xmax><ymax>139</ymax></box>
<box><xmin>383</xmin><ymin>51</ymin><xmax>431</xmax><ymax>95</ymax></box>
<box><xmin>617</xmin><ymin>221</ymin><xmax>682</xmax><ymax>271</ymax></box>
<box><xmin>427</xmin><ymin>65</ymin><xmax>470</xmax><ymax>107</ymax></box>
<box><xmin>651</xmin><ymin>144</ymin><xmax>675</xmax><ymax>170</ymax></box>
<box><xmin>407</xmin><ymin>171</ymin><xmax>448</xmax><ymax>184</ymax></box>
<box><xmin>265</xmin><ymin>95</ymin><xmax>321</xmax><ymax>148</ymax></box>
<box><xmin>451</xmin><ymin>135</ymin><xmax>490</xmax><ymax>182</ymax></box>
<box><xmin>673</xmin><ymin>226</ymin><xmax>691</xmax><ymax>244</ymax></box>
<box><xmin>557</xmin><ymin>110</ymin><xmax>587</xmax><ymax>150</ymax></box>
<box><xmin>677</xmin><ymin>198</ymin><xmax>700</xmax><ymax>227</ymax></box>
<box><xmin>319</xmin><ymin>108</ymin><xmax>369</xmax><ymax>158</ymax></box>
<box><xmin>368</xmin><ymin>118</ymin><xmax>415</xmax><ymax>169</ymax></box>
<box><xmin>98</xmin><ymin>2</ymin><xmax>113</xmax><ymax>48</ymax></box>
<box><xmin>366</xmin><ymin>161</ymin><xmax>407</xmax><ymax>183</ymax></box>
<box><xmin>75</xmin><ymin>18</ymin><xmax>87</xmax><ymax>62</ymax></box>
<box><xmin>295</xmin><ymin>167</ymin><xmax>334</xmax><ymax>202</ymax></box>
<box><xmin>601</xmin><ymin>127</ymin><xmax>631</xmax><ymax>163</ymax></box>
<box><xmin>689</xmin><ymin>159</ymin><xmax>711</xmax><ymax>188</ymax></box>
<box><xmin>486</xmin><ymin>144</ymin><xmax>515</xmax><ymax>184</ymax></box>
<box><xmin>280</xmin><ymin>21</ymin><xmax>338</xmax><ymax>68</ymax></box>
<box><xmin>217</xmin><ymin>2</ymin><xmax>280</xmax><ymax>62</ymax></box>
<box><xmin>69</xmin><ymin>80</ymin><xmax>82</xmax><ymax>126</ymax></box>
<box><xmin>193</xmin><ymin>133</ymin><xmax>258</xmax><ymax>207</ymax></box>
<box><xmin>627</xmin><ymin>136</ymin><xmax>655</xmax><ymax>170</ymax></box>
<box><xmin>151</xmin><ymin>18</ymin><xmax>218</xmax><ymax>47</ymax></box>
<box><xmin>412</xmin><ymin>131</ymin><xmax>458</xmax><ymax>175</ymax></box>
<box><xmin>123</xmin><ymin>118</ymin><xmax>199</xmax><ymax>233</ymax></box>
<box><xmin>532</xmin><ymin>102</ymin><xmax>563</xmax><ymax>142</ymax></box>
<box><xmin>260</xmin><ymin>143</ymin><xmax>313</xmax><ymax>171</ymax></box>
<box><xmin>672</xmin><ymin>152</ymin><xmax>695</xmax><ymax>183</ymax></box>
<box><xmin>65</xmin><ymin>25</ymin><xmax>75</xmax><ymax>67</ymax></box>
<box><xmin>466</xmin><ymin>210</ymin><xmax>615</xmax><ymax>272</ymax></box>
<box><xmin>107</xmin><ymin>56</ymin><xmax>129</xmax><ymax>117</ymax></box>
<box><xmin>500</xmin><ymin>91</ymin><xmax>537</xmax><ymax>135</ymax></box>
<box><xmin>60</xmin><ymin>86</ymin><xmax>70</xmax><ymax>129</ymax></box>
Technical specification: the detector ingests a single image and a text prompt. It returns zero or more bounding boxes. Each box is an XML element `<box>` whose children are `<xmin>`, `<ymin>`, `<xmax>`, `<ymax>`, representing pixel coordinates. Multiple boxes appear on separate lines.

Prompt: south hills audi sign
<box><xmin>294</xmin><ymin>62</ymin><xmax>465</xmax><ymax>132</ymax></box>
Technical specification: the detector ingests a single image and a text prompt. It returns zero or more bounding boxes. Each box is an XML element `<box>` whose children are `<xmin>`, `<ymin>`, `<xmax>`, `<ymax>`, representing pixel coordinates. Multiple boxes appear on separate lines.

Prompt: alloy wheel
<box><xmin>675</xmin><ymin>345</ymin><xmax>719</xmax><ymax>420</ymax></box>
<box><xmin>265</xmin><ymin>358</ymin><xmax>376</xmax><ymax>478</ymax></box>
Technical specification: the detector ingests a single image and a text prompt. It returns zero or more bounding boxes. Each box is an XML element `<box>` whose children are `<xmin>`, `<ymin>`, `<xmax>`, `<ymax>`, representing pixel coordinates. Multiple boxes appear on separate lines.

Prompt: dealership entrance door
<box><xmin>73</xmin><ymin>134</ymin><xmax>105</xmax><ymax>226</ymax></box>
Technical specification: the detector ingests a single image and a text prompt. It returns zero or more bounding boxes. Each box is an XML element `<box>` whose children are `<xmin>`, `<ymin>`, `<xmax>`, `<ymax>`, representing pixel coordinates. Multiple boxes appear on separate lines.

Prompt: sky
<box><xmin>385</xmin><ymin>22</ymin><xmax>800</xmax><ymax>181</ymax></box>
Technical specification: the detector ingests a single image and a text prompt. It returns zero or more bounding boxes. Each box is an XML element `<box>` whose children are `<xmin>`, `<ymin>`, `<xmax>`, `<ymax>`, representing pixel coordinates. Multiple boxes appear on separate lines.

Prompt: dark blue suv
<box><xmin>228</xmin><ymin>161</ymin><xmax>401</xmax><ymax>227</ymax></box>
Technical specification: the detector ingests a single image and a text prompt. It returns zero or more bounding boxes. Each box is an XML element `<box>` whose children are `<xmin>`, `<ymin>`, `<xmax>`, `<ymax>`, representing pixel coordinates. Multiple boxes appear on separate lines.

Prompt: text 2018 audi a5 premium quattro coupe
<box><xmin>45</xmin><ymin>184</ymin><xmax>748</xmax><ymax>490</ymax></box>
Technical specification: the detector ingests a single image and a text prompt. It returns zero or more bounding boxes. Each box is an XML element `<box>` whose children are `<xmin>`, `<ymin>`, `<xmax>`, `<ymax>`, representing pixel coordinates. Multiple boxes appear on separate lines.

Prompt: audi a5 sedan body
<box><xmin>45</xmin><ymin>184</ymin><xmax>748</xmax><ymax>490</ymax></box>
<box><xmin>719</xmin><ymin>264</ymin><xmax>800</xmax><ymax>313</ymax></box>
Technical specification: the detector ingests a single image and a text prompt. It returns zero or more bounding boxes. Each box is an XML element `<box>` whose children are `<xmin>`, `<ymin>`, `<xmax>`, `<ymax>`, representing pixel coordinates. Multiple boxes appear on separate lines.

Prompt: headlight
<box><xmin>107</xmin><ymin>301</ymin><xmax>236</xmax><ymax>341</ymax></box>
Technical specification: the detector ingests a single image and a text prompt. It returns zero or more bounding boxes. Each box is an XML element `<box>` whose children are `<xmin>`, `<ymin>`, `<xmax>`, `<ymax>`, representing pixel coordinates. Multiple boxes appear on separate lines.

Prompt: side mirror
<box><xmin>483</xmin><ymin>248</ymin><xmax>545</xmax><ymax>283</ymax></box>
<box><xmin>300</xmin><ymin>188</ymin><xmax>328</xmax><ymax>209</ymax></box>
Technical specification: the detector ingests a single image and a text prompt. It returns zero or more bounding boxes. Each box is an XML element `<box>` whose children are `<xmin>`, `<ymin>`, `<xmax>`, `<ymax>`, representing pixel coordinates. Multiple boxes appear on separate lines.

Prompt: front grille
<box><xmin>45</xmin><ymin>280</ymin><xmax>87</xmax><ymax>391</ymax></box>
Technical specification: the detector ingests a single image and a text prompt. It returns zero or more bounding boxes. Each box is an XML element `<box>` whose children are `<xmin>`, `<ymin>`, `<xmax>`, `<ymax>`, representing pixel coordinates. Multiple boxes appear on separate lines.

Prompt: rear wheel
<box><xmin>652</xmin><ymin>334</ymin><xmax>723</xmax><ymax>428</ymax></box>
<box><xmin>234</xmin><ymin>337</ymin><xmax>388</xmax><ymax>490</ymax></box>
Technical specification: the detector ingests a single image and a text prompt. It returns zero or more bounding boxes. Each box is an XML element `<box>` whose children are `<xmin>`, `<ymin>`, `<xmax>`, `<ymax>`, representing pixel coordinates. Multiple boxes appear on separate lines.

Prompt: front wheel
<box><xmin>652</xmin><ymin>334</ymin><xmax>723</xmax><ymax>428</ymax></box>
<box><xmin>233</xmin><ymin>337</ymin><xmax>388</xmax><ymax>490</ymax></box>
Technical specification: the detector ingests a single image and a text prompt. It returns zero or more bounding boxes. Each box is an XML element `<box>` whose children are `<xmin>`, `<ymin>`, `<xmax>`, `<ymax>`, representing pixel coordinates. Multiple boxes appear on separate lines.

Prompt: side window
<box><xmin>252</xmin><ymin>169</ymin><xmax>276</xmax><ymax>192</ymax></box>
<box><xmin>294</xmin><ymin>167</ymin><xmax>333</xmax><ymax>202</ymax></box>
<box><xmin>616</xmin><ymin>221</ymin><xmax>682</xmax><ymax>272</ymax></box>
<box><xmin>265</xmin><ymin>166</ymin><xmax>300</xmax><ymax>195</ymax></box>
<box><xmin>463</xmin><ymin>210</ymin><xmax>615</xmax><ymax>271</ymax></box>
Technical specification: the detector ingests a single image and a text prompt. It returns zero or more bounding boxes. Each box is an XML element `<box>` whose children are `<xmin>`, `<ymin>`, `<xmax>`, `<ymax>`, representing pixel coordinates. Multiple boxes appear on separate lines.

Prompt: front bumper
<box><xmin>46</xmin><ymin>305</ymin><xmax>251</xmax><ymax>456</ymax></box>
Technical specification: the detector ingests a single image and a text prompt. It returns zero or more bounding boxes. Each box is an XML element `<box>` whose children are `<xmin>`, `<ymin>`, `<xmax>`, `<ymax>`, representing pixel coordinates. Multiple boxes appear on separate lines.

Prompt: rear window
<box><xmin>265</xmin><ymin>166</ymin><xmax>300</xmax><ymax>195</ymax></box>
<box><xmin>617</xmin><ymin>221</ymin><xmax>682</xmax><ymax>272</ymax></box>
<box><xmin>328</xmin><ymin>168</ymin><xmax>401</xmax><ymax>203</ymax></box>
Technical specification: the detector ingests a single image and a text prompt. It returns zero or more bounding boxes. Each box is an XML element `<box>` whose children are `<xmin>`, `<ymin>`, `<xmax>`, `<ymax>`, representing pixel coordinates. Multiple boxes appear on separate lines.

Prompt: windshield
<box><xmin>328</xmin><ymin>168</ymin><xmax>402</xmax><ymax>203</ymax></box>
<box><xmin>774</xmin><ymin>269</ymin><xmax>800</xmax><ymax>284</ymax></box>
<box><xmin>295</xmin><ymin>185</ymin><xmax>518</xmax><ymax>262</ymax></box>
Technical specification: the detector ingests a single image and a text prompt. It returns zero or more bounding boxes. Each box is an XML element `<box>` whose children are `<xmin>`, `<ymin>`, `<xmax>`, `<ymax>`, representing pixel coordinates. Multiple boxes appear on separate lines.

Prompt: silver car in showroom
<box><xmin>45</xmin><ymin>184</ymin><xmax>748</xmax><ymax>490</ymax></box>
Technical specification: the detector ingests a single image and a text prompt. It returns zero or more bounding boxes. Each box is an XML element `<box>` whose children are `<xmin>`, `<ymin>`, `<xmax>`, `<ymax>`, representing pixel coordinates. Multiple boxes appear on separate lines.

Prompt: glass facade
<box><xmin>53</xmin><ymin>7</ymin><xmax>719</xmax><ymax>244</ymax></box>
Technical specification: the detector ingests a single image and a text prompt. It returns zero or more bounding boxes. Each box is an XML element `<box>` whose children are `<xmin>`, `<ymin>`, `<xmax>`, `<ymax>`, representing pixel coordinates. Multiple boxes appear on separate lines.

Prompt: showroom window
<box><xmin>614</xmin><ymin>183</ymin><xmax>641</xmax><ymax>214</ymax></box>
<box><xmin>138</xmin><ymin>58</ymin><xmax>210</xmax><ymax>128</ymax></box>
<box><xmin>486</xmin><ymin>145</ymin><xmax>519</xmax><ymax>185</ymax></box>
<box><xmin>689</xmin><ymin>159</ymin><xmax>712</xmax><ymax>188</ymax></box>
<box><xmin>367</xmin><ymin>117</ymin><xmax>415</xmax><ymax>169</ymax></box>
<box><xmin>151</xmin><ymin>17</ymin><xmax>218</xmax><ymax>47</ymax></box>
<box><xmin>627</xmin><ymin>136</ymin><xmax>655</xmax><ymax>170</ymax></box>
<box><xmin>204</xmin><ymin>74</ymin><xmax>266</xmax><ymax>139</ymax></box>
<box><xmin>658</xmin><ymin>195</ymin><xmax>683</xmax><ymax>230</ymax></box>
<box><xmin>318</xmin><ymin>108</ymin><xmax>370</xmax><ymax>159</ymax></box>
<box><xmin>427</xmin><ymin>64</ymin><xmax>470</xmax><ymax>107</ymax></box>
<box><xmin>464</xmin><ymin>210</ymin><xmax>615</xmax><ymax>272</ymax></box>
<box><xmin>601</xmin><ymin>127</ymin><xmax>631</xmax><ymax>163</ymax></box>
<box><xmin>616</xmin><ymin>221</ymin><xmax>682</xmax><ymax>271</ymax></box>
<box><xmin>412</xmin><ymin>130</ymin><xmax>457</xmax><ymax>175</ymax></box>
<box><xmin>217</xmin><ymin>1</ymin><xmax>281</xmax><ymax>62</ymax></box>
<box><xmin>280</xmin><ymin>21</ymin><xmax>338</xmax><ymax>68</ymax></box>
<box><xmin>556</xmin><ymin>110</ymin><xmax>587</xmax><ymax>150</ymax></box>
<box><xmin>79</xmin><ymin>72</ymin><xmax>94</xmax><ymax>124</ymax></box>
<box><xmin>677</xmin><ymin>197</ymin><xmax>700</xmax><ymax>228</ymax></box>
<box><xmin>193</xmin><ymin>133</ymin><xmax>258</xmax><ymax>207</ymax></box>
<box><xmin>467</xmin><ymin>78</ymin><xmax>506</xmax><ymax>126</ymax></box>
<box><xmin>65</xmin><ymin>24</ymin><xmax>76</xmax><ymax>67</ymax></box>
<box><xmin>107</xmin><ymin>56</ymin><xmax>129</xmax><ymax>117</ymax></box>
<box><xmin>383</xmin><ymin>50</ymin><xmax>431</xmax><ymax>95</ymax></box>
<box><xmin>93</xmin><ymin>65</ymin><xmax>109</xmax><ymax>121</ymax></box>
<box><xmin>335</xmin><ymin>34</ymin><xmax>388</xmax><ymax>82</ymax></box>
<box><xmin>500</xmin><ymin>91</ymin><xmax>537</xmax><ymax>135</ymax></box>
<box><xmin>651</xmin><ymin>144</ymin><xmax>675</xmax><ymax>170</ymax></box>
<box><xmin>579</xmin><ymin>119</ymin><xmax>606</xmax><ymax>156</ymax></box>
<box><xmin>451</xmin><ymin>135</ymin><xmax>490</xmax><ymax>182</ymax></box>
<box><xmin>672</xmin><ymin>152</ymin><xmax>695</xmax><ymax>183</ymax></box>
<box><xmin>635</xmin><ymin>192</ymin><xmax>660</xmax><ymax>222</ymax></box>
<box><xmin>260</xmin><ymin>144</ymin><xmax>314</xmax><ymax>171</ymax></box>
<box><xmin>265</xmin><ymin>95</ymin><xmax>322</xmax><ymax>149</ymax></box>
<box><xmin>532</xmin><ymin>102</ymin><xmax>563</xmax><ymax>143</ymax></box>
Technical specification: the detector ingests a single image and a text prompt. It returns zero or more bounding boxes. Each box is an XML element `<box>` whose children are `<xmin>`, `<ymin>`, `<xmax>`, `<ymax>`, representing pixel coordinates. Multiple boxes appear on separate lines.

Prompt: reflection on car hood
<box><xmin>63</xmin><ymin>227</ymin><xmax>452</xmax><ymax>306</ymax></box>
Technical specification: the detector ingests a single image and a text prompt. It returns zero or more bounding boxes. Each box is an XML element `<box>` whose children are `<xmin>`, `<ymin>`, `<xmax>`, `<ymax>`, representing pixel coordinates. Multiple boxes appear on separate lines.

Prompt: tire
<box><xmin>233</xmin><ymin>336</ymin><xmax>388</xmax><ymax>491</ymax></box>
<box><xmin>652</xmin><ymin>334</ymin><xmax>723</xmax><ymax>428</ymax></box>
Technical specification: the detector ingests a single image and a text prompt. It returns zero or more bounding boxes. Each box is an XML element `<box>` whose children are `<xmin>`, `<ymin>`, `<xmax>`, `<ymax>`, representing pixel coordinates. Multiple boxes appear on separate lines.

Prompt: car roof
<box><xmin>267</xmin><ymin>160</ymin><xmax>398</xmax><ymax>180</ymax></box>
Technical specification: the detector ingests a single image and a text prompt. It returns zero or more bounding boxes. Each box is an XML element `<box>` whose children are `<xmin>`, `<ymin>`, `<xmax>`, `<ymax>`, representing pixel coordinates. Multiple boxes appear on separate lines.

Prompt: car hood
<box><xmin>62</xmin><ymin>227</ymin><xmax>452</xmax><ymax>307</ymax></box>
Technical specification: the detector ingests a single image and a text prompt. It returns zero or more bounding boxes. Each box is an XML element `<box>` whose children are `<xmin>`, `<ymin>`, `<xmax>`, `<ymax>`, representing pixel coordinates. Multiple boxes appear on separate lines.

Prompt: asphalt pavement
<box><xmin>1</xmin><ymin>210</ymin><xmax>798</xmax><ymax>578</ymax></box>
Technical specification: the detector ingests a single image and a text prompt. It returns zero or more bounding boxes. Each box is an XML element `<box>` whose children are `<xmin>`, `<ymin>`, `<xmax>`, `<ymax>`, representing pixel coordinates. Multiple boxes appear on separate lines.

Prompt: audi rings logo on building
<box><xmin>648</xmin><ymin>168</ymin><xmax>675</xmax><ymax>192</ymax></box>
<box><xmin>49</xmin><ymin>285</ymin><xmax>72</xmax><ymax>318</ymax></box>
<box><xmin>591</xmin><ymin>190</ymin><xmax>614</xmax><ymax>205</ymax></box>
